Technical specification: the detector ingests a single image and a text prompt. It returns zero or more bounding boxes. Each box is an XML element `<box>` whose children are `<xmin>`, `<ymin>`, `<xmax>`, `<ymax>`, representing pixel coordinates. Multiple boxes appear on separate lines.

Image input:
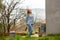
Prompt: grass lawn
<box><xmin>0</xmin><ymin>34</ymin><xmax>60</xmax><ymax>40</ymax></box>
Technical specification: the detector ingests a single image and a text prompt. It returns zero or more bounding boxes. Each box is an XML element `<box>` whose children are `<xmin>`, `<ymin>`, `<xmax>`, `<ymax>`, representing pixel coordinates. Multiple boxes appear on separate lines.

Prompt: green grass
<box><xmin>0</xmin><ymin>34</ymin><xmax>60</xmax><ymax>40</ymax></box>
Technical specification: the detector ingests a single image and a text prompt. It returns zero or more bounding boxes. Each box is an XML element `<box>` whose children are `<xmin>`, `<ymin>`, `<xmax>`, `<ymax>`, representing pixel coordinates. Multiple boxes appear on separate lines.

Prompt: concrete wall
<box><xmin>46</xmin><ymin>0</ymin><xmax>60</xmax><ymax>34</ymax></box>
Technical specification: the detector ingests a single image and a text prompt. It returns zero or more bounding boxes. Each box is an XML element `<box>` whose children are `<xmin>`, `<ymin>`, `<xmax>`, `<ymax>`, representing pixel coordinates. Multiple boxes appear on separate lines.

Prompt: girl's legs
<box><xmin>27</xmin><ymin>24</ymin><xmax>33</xmax><ymax>37</ymax></box>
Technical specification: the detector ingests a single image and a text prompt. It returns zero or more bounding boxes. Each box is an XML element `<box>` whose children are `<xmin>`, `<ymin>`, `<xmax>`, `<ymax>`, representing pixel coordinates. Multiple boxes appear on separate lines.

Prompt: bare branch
<box><xmin>9</xmin><ymin>2</ymin><xmax>19</xmax><ymax>14</ymax></box>
<box><xmin>7</xmin><ymin>0</ymin><xmax>14</xmax><ymax>12</ymax></box>
<box><xmin>4</xmin><ymin>0</ymin><xmax>9</xmax><ymax>6</ymax></box>
<box><xmin>19</xmin><ymin>0</ymin><xmax>25</xmax><ymax>4</ymax></box>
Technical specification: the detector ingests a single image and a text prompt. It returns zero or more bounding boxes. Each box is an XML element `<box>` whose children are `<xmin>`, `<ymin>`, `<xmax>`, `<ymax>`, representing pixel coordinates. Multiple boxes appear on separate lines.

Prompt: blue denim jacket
<box><xmin>26</xmin><ymin>14</ymin><xmax>34</xmax><ymax>24</ymax></box>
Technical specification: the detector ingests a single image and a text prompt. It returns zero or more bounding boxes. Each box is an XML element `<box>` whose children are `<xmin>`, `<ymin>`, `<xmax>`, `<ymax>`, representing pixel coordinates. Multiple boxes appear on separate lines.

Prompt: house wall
<box><xmin>46</xmin><ymin>0</ymin><xmax>60</xmax><ymax>34</ymax></box>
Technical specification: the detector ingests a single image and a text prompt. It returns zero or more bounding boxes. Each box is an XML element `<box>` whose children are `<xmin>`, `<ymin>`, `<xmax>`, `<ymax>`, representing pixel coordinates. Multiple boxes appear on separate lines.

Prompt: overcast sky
<box><xmin>3</xmin><ymin>0</ymin><xmax>45</xmax><ymax>9</ymax></box>
<box><xmin>20</xmin><ymin>0</ymin><xmax>45</xmax><ymax>9</ymax></box>
<box><xmin>3</xmin><ymin>0</ymin><xmax>45</xmax><ymax>20</ymax></box>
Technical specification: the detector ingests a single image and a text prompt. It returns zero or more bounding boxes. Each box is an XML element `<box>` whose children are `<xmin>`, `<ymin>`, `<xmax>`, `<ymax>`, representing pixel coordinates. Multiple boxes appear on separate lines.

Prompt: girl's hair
<box><xmin>27</xmin><ymin>9</ymin><xmax>32</xmax><ymax>14</ymax></box>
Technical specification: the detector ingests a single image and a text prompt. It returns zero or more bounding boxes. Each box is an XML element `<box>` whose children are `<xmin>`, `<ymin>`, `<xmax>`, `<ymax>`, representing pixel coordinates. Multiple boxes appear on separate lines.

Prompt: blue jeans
<box><xmin>27</xmin><ymin>24</ymin><xmax>33</xmax><ymax>37</ymax></box>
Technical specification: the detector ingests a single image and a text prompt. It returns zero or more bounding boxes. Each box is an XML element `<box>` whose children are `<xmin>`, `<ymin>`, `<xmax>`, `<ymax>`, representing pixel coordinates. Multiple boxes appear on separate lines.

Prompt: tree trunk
<box><xmin>2</xmin><ymin>18</ymin><xmax>5</xmax><ymax>35</ymax></box>
<box><xmin>7</xmin><ymin>15</ymin><xmax>10</xmax><ymax>35</ymax></box>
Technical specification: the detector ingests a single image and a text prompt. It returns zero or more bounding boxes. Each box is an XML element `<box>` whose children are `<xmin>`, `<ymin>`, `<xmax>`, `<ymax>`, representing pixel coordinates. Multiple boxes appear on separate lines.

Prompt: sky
<box><xmin>3</xmin><ymin>0</ymin><xmax>45</xmax><ymax>9</ymax></box>
<box><xmin>21</xmin><ymin>0</ymin><xmax>45</xmax><ymax>9</ymax></box>
<box><xmin>2</xmin><ymin>0</ymin><xmax>45</xmax><ymax>20</ymax></box>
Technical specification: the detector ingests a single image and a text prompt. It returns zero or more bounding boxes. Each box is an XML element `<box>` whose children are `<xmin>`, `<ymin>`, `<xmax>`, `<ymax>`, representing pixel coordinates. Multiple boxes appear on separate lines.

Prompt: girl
<box><xmin>26</xmin><ymin>9</ymin><xmax>34</xmax><ymax>37</ymax></box>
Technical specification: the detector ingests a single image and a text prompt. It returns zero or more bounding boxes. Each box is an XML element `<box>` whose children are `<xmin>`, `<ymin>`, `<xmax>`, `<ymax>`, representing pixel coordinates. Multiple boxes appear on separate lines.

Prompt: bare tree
<box><xmin>0</xmin><ymin>0</ymin><xmax>26</xmax><ymax>35</ymax></box>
